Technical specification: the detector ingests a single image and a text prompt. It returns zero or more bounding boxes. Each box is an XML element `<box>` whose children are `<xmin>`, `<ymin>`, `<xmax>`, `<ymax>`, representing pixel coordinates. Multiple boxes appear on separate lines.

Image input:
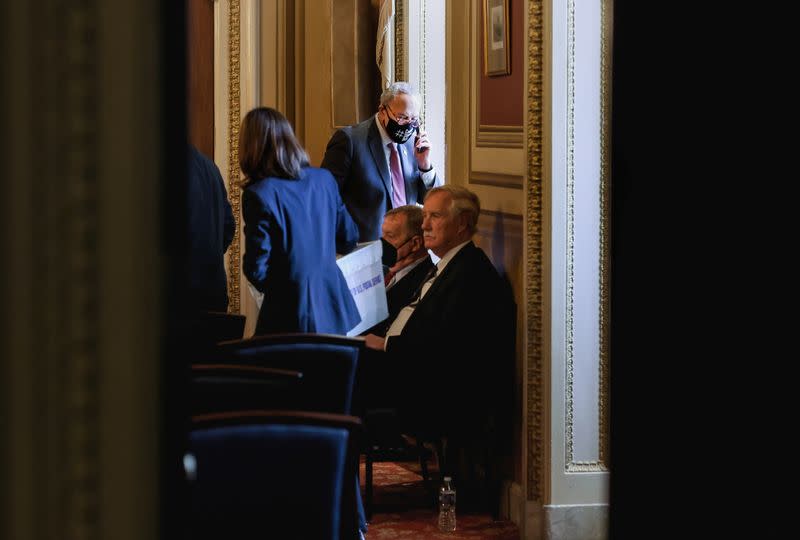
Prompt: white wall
<box><xmin>543</xmin><ymin>0</ymin><xmax>610</xmax><ymax>534</ymax></box>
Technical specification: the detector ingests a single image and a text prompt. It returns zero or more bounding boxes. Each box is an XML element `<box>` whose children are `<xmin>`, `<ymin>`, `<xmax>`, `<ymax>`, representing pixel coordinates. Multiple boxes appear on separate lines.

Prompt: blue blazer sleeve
<box><xmin>241</xmin><ymin>188</ymin><xmax>272</xmax><ymax>293</ymax></box>
<box><xmin>335</xmin><ymin>193</ymin><xmax>359</xmax><ymax>255</ymax></box>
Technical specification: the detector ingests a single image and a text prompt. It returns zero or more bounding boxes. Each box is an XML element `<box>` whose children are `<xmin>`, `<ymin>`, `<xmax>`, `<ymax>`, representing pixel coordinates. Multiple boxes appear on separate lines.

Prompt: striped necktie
<box><xmin>388</xmin><ymin>142</ymin><xmax>406</xmax><ymax>208</ymax></box>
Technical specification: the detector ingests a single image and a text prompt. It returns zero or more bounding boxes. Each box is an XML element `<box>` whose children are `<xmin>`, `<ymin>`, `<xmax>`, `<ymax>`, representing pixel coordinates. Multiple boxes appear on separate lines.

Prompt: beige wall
<box><xmin>448</xmin><ymin>0</ymin><xmax>527</xmax><ymax>495</ymax></box>
<box><xmin>297</xmin><ymin>0</ymin><xmax>381</xmax><ymax>166</ymax></box>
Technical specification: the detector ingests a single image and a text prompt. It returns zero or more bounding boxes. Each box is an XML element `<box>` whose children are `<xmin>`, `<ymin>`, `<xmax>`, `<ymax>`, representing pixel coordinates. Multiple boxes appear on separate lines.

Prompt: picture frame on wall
<box><xmin>483</xmin><ymin>0</ymin><xmax>510</xmax><ymax>76</ymax></box>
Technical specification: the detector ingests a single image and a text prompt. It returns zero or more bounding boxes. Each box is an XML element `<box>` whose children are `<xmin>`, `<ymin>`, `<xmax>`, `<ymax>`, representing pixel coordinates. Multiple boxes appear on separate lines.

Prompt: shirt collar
<box><xmin>393</xmin><ymin>255</ymin><xmax>428</xmax><ymax>284</ymax></box>
<box><xmin>435</xmin><ymin>240</ymin><xmax>471</xmax><ymax>275</ymax></box>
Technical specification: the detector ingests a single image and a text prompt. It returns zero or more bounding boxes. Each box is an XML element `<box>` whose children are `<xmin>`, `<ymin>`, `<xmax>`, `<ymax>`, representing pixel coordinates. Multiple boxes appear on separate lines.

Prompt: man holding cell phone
<box><xmin>321</xmin><ymin>81</ymin><xmax>439</xmax><ymax>242</ymax></box>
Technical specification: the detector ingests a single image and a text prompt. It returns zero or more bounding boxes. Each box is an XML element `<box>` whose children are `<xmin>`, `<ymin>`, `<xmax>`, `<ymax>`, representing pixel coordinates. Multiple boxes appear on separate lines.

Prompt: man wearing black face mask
<box><xmin>321</xmin><ymin>81</ymin><xmax>439</xmax><ymax>242</ymax></box>
<box><xmin>370</xmin><ymin>205</ymin><xmax>434</xmax><ymax>336</ymax></box>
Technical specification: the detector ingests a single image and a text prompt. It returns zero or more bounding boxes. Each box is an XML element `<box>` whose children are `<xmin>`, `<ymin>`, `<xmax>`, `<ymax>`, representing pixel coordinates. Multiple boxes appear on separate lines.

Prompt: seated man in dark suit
<box><xmin>364</xmin><ymin>185</ymin><xmax>515</xmax><ymax>509</ymax></box>
<box><xmin>370</xmin><ymin>205</ymin><xmax>434</xmax><ymax>336</ymax></box>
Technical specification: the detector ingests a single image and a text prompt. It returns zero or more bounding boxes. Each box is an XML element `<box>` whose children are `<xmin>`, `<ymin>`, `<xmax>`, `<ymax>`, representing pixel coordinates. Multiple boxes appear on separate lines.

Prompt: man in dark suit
<box><xmin>321</xmin><ymin>81</ymin><xmax>438</xmax><ymax>241</ymax></box>
<box><xmin>364</xmin><ymin>185</ymin><xmax>515</xmax><ymax>508</ymax></box>
<box><xmin>369</xmin><ymin>204</ymin><xmax>434</xmax><ymax>336</ymax></box>
<box><xmin>359</xmin><ymin>204</ymin><xmax>433</xmax><ymax>412</ymax></box>
<box><xmin>186</xmin><ymin>143</ymin><xmax>235</xmax><ymax>312</ymax></box>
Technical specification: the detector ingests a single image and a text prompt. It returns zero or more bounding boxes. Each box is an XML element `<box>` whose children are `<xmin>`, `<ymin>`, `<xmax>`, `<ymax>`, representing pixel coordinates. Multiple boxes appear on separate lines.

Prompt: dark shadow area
<box><xmin>161</xmin><ymin>1</ymin><xmax>190</xmax><ymax>539</ymax></box>
<box><xmin>607</xmin><ymin>2</ymin><xmax>747</xmax><ymax>537</ymax></box>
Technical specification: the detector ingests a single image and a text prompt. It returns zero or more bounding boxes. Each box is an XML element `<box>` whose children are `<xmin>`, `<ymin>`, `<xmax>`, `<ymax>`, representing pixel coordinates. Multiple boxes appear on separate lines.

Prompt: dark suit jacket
<box><xmin>242</xmin><ymin>166</ymin><xmax>361</xmax><ymax>336</ymax></box>
<box><xmin>385</xmin><ymin>242</ymin><xmax>516</xmax><ymax>434</ymax></box>
<box><xmin>321</xmin><ymin>116</ymin><xmax>436</xmax><ymax>241</ymax></box>
<box><xmin>187</xmin><ymin>144</ymin><xmax>235</xmax><ymax>312</ymax></box>
<box><xmin>365</xmin><ymin>255</ymin><xmax>434</xmax><ymax>337</ymax></box>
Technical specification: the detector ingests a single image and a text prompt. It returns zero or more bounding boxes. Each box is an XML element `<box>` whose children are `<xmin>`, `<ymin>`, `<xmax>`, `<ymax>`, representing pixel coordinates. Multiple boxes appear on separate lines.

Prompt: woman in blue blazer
<box><xmin>239</xmin><ymin>107</ymin><xmax>361</xmax><ymax>335</ymax></box>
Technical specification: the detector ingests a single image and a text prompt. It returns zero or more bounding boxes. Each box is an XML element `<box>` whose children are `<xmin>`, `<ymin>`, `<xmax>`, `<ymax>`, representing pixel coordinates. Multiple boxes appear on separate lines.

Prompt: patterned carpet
<box><xmin>360</xmin><ymin>459</ymin><xmax>520</xmax><ymax>539</ymax></box>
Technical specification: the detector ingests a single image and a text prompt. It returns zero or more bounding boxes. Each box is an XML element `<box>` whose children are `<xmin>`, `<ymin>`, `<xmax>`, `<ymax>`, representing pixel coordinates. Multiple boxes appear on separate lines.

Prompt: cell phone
<box><xmin>415</xmin><ymin>126</ymin><xmax>428</xmax><ymax>153</ymax></box>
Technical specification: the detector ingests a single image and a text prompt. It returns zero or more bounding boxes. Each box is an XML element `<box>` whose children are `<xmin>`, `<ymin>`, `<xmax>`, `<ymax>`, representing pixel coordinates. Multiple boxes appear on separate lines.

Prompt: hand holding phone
<box><xmin>414</xmin><ymin>126</ymin><xmax>429</xmax><ymax>154</ymax></box>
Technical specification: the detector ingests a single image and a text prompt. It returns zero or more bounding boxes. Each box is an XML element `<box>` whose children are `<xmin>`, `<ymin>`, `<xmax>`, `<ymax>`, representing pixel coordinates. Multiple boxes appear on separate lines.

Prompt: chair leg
<box><xmin>436</xmin><ymin>438</ymin><xmax>447</xmax><ymax>478</ymax></box>
<box><xmin>365</xmin><ymin>451</ymin><xmax>374</xmax><ymax>521</ymax></box>
<box><xmin>483</xmin><ymin>442</ymin><xmax>499</xmax><ymax>520</ymax></box>
<box><xmin>416</xmin><ymin>438</ymin><xmax>436</xmax><ymax>507</ymax></box>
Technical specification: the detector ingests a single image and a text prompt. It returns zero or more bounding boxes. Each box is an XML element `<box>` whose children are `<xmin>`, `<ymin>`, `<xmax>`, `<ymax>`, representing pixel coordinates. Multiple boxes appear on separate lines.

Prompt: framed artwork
<box><xmin>483</xmin><ymin>0</ymin><xmax>510</xmax><ymax>76</ymax></box>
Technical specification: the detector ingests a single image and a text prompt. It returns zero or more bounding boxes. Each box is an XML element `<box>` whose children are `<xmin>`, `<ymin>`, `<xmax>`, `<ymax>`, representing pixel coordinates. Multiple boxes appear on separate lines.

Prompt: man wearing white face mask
<box><xmin>321</xmin><ymin>81</ymin><xmax>439</xmax><ymax>242</ymax></box>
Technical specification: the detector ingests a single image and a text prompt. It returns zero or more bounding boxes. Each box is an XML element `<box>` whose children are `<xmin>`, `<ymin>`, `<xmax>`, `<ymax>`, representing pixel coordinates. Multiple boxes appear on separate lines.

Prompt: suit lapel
<box><xmin>390</xmin><ymin>256</ymin><xmax>433</xmax><ymax>301</ymax></box>
<box><xmin>417</xmin><ymin>242</ymin><xmax>475</xmax><ymax>305</ymax></box>
<box><xmin>367</xmin><ymin>118</ymin><xmax>393</xmax><ymax>198</ymax></box>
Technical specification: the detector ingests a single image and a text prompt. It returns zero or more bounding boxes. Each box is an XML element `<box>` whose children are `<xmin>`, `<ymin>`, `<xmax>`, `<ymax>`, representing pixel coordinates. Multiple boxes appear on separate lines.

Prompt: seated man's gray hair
<box><xmin>425</xmin><ymin>185</ymin><xmax>480</xmax><ymax>236</ymax></box>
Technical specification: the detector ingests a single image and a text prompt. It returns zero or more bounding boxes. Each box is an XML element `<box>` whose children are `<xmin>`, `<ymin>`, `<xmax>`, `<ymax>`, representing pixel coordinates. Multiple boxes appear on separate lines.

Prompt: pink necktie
<box><xmin>388</xmin><ymin>142</ymin><xmax>406</xmax><ymax>208</ymax></box>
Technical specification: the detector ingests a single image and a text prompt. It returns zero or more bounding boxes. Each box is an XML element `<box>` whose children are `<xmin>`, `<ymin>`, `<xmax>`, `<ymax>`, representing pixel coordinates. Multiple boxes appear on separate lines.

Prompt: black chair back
<box><xmin>190</xmin><ymin>364</ymin><xmax>304</xmax><ymax>415</ymax></box>
<box><xmin>187</xmin><ymin>410</ymin><xmax>362</xmax><ymax>540</ymax></box>
<box><xmin>210</xmin><ymin>333</ymin><xmax>365</xmax><ymax>415</ymax></box>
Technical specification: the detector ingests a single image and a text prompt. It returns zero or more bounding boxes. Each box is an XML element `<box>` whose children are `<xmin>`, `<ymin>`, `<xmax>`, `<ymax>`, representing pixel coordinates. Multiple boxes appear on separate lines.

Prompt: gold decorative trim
<box><xmin>525</xmin><ymin>0</ymin><xmax>544</xmax><ymax>502</ymax></box>
<box><xmin>65</xmin><ymin>4</ymin><xmax>100</xmax><ymax>535</ymax></box>
<box><xmin>395</xmin><ymin>0</ymin><xmax>405</xmax><ymax>81</ymax></box>
<box><xmin>63</xmin><ymin>5</ymin><xmax>99</xmax><ymax>537</ymax></box>
<box><xmin>564</xmin><ymin>0</ymin><xmax>611</xmax><ymax>473</ymax></box>
<box><xmin>476</xmin><ymin>124</ymin><xmax>524</xmax><ymax>148</ymax></box>
<box><xmin>598</xmin><ymin>0</ymin><xmax>613</xmax><ymax>470</ymax></box>
<box><xmin>470</xmin><ymin>171</ymin><xmax>523</xmax><ymax>189</ymax></box>
<box><xmin>227</xmin><ymin>0</ymin><xmax>242</xmax><ymax>313</ymax></box>
<box><xmin>32</xmin><ymin>2</ymin><xmax>101</xmax><ymax>535</ymax></box>
<box><xmin>564</xmin><ymin>0</ymin><xmax>578</xmax><ymax>472</ymax></box>
<box><xmin>419</xmin><ymin>0</ymin><xmax>427</xmax><ymax>123</ymax></box>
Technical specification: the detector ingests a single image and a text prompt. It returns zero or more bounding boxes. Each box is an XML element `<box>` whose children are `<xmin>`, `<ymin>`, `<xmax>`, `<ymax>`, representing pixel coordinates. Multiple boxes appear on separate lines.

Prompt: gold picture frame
<box><xmin>483</xmin><ymin>0</ymin><xmax>510</xmax><ymax>76</ymax></box>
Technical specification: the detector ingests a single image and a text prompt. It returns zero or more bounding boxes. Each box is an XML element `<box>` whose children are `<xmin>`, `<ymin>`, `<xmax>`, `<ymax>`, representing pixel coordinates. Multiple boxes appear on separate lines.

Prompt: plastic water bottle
<box><xmin>438</xmin><ymin>476</ymin><xmax>457</xmax><ymax>532</ymax></box>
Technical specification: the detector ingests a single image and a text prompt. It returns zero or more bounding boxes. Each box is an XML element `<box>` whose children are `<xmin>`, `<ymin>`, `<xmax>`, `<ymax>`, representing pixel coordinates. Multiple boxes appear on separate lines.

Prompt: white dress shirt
<box><xmin>385</xmin><ymin>255</ymin><xmax>428</xmax><ymax>291</ymax></box>
<box><xmin>383</xmin><ymin>240</ymin><xmax>471</xmax><ymax>349</ymax></box>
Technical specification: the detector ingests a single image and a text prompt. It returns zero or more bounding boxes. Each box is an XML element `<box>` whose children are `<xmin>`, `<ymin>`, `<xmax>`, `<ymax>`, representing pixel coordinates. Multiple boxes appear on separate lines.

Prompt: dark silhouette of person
<box><xmin>186</xmin><ymin>143</ymin><xmax>235</xmax><ymax>312</ymax></box>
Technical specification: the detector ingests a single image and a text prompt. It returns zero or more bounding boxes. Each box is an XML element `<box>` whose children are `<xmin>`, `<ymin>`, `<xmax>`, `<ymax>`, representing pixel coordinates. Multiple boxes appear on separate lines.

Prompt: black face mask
<box><xmin>380</xmin><ymin>235</ymin><xmax>413</xmax><ymax>271</ymax></box>
<box><xmin>384</xmin><ymin>116</ymin><xmax>418</xmax><ymax>144</ymax></box>
<box><xmin>380</xmin><ymin>237</ymin><xmax>398</xmax><ymax>269</ymax></box>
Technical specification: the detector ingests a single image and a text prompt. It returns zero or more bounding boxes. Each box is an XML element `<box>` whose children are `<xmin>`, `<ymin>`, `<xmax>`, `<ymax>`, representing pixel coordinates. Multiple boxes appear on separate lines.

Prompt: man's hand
<box><xmin>414</xmin><ymin>128</ymin><xmax>432</xmax><ymax>171</ymax></box>
<box><xmin>364</xmin><ymin>334</ymin><xmax>386</xmax><ymax>351</ymax></box>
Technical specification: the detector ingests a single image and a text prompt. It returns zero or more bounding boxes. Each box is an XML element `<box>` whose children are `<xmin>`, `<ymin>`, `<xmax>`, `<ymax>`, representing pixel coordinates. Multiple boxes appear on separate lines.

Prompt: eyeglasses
<box><xmin>385</xmin><ymin>105</ymin><xmax>420</xmax><ymax>128</ymax></box>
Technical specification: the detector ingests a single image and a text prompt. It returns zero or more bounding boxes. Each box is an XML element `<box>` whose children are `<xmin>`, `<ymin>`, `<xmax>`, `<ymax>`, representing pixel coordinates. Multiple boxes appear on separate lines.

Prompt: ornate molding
<box><xmin>598</xmin><ymin>0</ymin><xmax>612</xmax><ymax>470</ymax></box>
<box><xmin>476</xmin><ymin>124</ymin><xmax>525</xmax><ymax>148</ymax></box>
<box><xmin>227</xmin><ymin>0</ymin><xmax>242</xmax><ymax>313</ymax></box>
<box><xmin>564</xmin><ymin>0</ymin><xmax>611</xmax><ymax>473</ymax></box>
<box><xmin>525</xmin><ymin>0</ymin><xmax>544</xmax><ymax>502</ymax></box>
<box><xmin>31</xmin><ymin>2</ymin><xmax>101</xmax><ymax>536</ymax></box>
<box><xmin>61</xmin><ymin>5</ymin><xmax>100</xmax><ymax>538</ymax></box>
<box><xmin>419</xmin><ymin>0</ymin><xmax>428</xmax><ymax>122</ymax></box>
<box><xmin>395</xmin><ymin>0</ymin><xmax>405</xmax><ymax>81</ymax></box>
<box><xmin>470</xmin><ymin>171</ymin><xmax>523</xmax><ymax>189</ymax></box>
<box><xmin>564</xmin><ymin>0</ymin><xmax>578</xmax><ymax>473</ymax></box>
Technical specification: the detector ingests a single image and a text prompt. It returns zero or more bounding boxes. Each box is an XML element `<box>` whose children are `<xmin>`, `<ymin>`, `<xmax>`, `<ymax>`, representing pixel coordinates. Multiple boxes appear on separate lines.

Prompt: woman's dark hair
<box><xmin>238</xmin><ymin>107</ymin><xmax>309</xmax><ymax>185</ymax></box>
